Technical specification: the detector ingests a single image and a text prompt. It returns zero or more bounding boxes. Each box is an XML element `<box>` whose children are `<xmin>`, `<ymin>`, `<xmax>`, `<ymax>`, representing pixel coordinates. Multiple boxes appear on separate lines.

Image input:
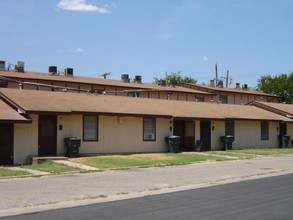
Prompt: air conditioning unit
<box><xmin>208</xmin><ymin>79</ymin><xmax>215</xmax><ymax>87</ymax></box>
<box><xmin>0</xmin><ymin>61</ymin><xmax>5</xmax><ymax>71</ymax></box>
<box><xmin>234</xmin><ymin>82</ymin><xmax>240</xmax><ymax>89</ymax></box>
<box><xmin>144</xmin><ymin>133</ymin><xmax>155</xmax><ymax>140</ymax></box>
<box><xmin>15</xmin><ymin>61</ymin><xmax>25</xmax><ymax>72</ymax></box>
<box><xmin>64</xmin><ymin>68</ymin><xmax>73</xmax><ymax>76</ymax></box>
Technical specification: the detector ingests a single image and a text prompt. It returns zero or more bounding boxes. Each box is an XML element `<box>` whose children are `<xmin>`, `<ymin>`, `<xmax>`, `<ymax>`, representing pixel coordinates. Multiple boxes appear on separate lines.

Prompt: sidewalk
<box><xmin>0</xmin><ymin>155</ymin><xmax>293</xmax><ymax>217</ymax></box>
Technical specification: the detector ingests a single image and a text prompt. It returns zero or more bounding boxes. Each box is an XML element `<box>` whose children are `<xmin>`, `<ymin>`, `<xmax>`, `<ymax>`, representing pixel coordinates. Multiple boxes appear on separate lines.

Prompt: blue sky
<box><xmin>1</xmin><ymin>0</ymin><xmax>292</xmax><ymax>87</ymax></box>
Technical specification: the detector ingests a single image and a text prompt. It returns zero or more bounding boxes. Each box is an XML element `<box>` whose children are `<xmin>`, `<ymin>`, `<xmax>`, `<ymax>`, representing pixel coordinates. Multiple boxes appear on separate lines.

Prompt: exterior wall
<box><xmin>58</xmin><ymin>115</ymin><xmax>171</xmax><ymax>155</ymax></box>
<box><xmin>212</xmin><ymin>92</ymin><xmax>278</xmax><ymax>105</ymax></box>
<box><xmin>195</xmin><ymin>120</ymin><xmax>200</xmax><ymax>141</ymax></box>
<box><xmin>13</xmin><ymin>114</ymin><xmax>171</xmax><ymax>164</ymax></box>
<box><xmin>97</xmin><ymin>116</ymin><xmax>171</xmax><ymax>154</ymax></box>
<box><xmin>210</xmin><ymin>121</ymin><xmax>225</xmax><ymax>150</ymax></box>
<box><xmin>57</xmin><ymin>115</ymin><xmax>82</xmax><ymax>155</ymax></box>
<box><xmin>14</xmin><ymin>115</ymin><xmax>38</xmax><ymax>164</ymax></box>
<box><xmin>233</xmin><ymin>121</ymin><xmax>279</xmax><ymax>149</ymax></box>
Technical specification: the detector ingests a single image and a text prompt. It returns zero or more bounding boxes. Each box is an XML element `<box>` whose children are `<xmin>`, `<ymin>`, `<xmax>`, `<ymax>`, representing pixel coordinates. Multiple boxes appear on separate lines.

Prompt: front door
<box><xmin>279</xmin><ymin>123</ymin><xmax>287</xmax><ymax>136</ymax></box>
<box><xmin>184</xmin><ymin>121</ymin><xmax>195</xmax><ymax>151</ymax></box>
<box><xmin>200</xmin><ymin>120</ymin><xmax>211</xmax><ymax>151</ymax></box>
<box><xmin>0</xmin><ymin>123</ymin><xmax>14</xmax><ymax>165</ymax></box>
<box><xmin>174</xmin><ymin>120</ymin><xmax>195</xmax><ymax>151</ymax></box>
<box><xmin>38</xmin><ymin>115</ymin><xmax>57</xmax><ymax>156</ymax></box>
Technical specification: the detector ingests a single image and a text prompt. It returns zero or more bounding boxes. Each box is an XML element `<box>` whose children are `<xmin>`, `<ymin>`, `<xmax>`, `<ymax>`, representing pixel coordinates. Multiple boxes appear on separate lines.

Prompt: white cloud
<box><xmin>69</xmin><ymin>47</ymin><xmax>85</xmax><ymax>53</ymax></box>
<box><xmin>57</xmin><ymin>0</ymin><xmax>113</xmax><ymax>13</ymax></box>
<box><xmin>203</xmin><ymin>56</ymin><xmax>208</xmax><ymax>62</ymax></box>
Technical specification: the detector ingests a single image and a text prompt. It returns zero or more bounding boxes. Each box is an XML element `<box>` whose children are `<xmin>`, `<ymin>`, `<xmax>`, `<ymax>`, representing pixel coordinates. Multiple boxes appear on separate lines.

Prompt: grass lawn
<box><xmin>0</xmin><ymin>167</ymin><xmax>30</xmax><ymax>177</ymax></box>
<box><xmin>22</xmin><ymin>160</ymin><xmax>83</xmax><ymax>174</ymax></box>
<box><xmin>70</xmin><ymin>153</ymin><xmax>229</xmax><ymax>169</ymax></box>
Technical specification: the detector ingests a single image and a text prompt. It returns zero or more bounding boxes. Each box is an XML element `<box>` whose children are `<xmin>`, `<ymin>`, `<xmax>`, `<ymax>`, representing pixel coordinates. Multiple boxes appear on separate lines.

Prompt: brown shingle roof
<box><xmin>248</xmin><ymin>101</ymin><xmax>293</xmax><ymax>119</ymax></box>
<box><xmin>0</xmin><ymin>70</ymin><xmax>212</xmax><ymax>95</ymax></box>
<box><xmin>0</xmin><ymin>88</ymin><xmax>290</xmax><ymax>122</ymax></box>
<box><xmin>0</xmin><ymin>99</ymin><xmax>30</xmax><ymax>122</ymax></box>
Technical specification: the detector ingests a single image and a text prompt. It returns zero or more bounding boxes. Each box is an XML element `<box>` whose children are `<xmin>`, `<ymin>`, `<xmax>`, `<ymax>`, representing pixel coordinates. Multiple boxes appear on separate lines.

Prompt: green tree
<box><xmin>153</xmin><ymin>71</ymin><xmax>197</xmax><ymax>85</ymax></box>
<box><xmin>257</xmin><ymin>73</ymin><xmax>293</xmax><ymax>104</ymax></box>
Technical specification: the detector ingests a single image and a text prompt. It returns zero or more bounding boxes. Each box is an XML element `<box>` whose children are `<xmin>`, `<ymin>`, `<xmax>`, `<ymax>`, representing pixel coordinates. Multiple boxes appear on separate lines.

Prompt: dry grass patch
<box><xmin>70</xmin><ymin>153</ymin><xmax>228</xmax><ymax>169</ymax></box>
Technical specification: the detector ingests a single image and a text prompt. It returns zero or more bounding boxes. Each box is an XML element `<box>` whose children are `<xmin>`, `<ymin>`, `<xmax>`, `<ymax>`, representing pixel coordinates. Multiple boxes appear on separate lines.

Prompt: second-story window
<box><xmin>219</xmin><ymin>95</ymin><xmax>228</xmax><ymax>104</ymax></box>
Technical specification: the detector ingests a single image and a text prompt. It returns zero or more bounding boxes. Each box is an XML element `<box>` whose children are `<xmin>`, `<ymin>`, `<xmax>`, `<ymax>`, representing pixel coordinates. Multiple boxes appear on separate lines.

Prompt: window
<box><xmin>225</xmin><ymin>120</ymin><xmax>235</xmax><ymax>137</ymax></box>
<box><xmin>143</xmin><ymin>118</ymin><xmax>156</xmax><ymax>141</ymax></box>
<box><xmin>219</xmin><ymin>95</ymin><xmax>228</xmax><ymax>104</ymax></box>
<box><xmin>195</xmin><ymin>97</ymin><xmax>204</xmax><ymax>102</ymax></box>
<box><xmin>261</xmin><ymin>121</ymin><xmax>269</xmax><ymax>140</ymax></box>
<box><xmin>83</xmin><ymin>116</ymin><xmax>99</xmax><ymax>141</ymax></box>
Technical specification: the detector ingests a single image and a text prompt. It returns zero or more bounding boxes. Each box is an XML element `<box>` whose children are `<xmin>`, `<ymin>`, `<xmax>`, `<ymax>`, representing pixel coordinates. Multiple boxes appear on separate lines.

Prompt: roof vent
<box><xmin>0</xmin><ymin>61</ymin><xmax>5</xmax><ymax>71</ymax></box>
<box><xmin>49</xmin><ymin>66</ymin><xmax>58</xmax><ymax>75</ymax></box>
<box><xmin>121</xmin><ymin>74</ymin><xmax>130</xmax><ymax>83</ymax></box>
<box><xmin>15</xmin><ymin>61</ymin><xmax>25</xmax><ymax>72</ymax></box>
<box><xmin>134</xmin><ymin>75</ymin><xmax>142</xmax><ymax>83</ymax></box>
<box><xmin>64</xmin><ymin>68</ymin><xmax>73</xmax><ymax>76</ymax></box>
<box><xmin>234</xmin><ymin>82</ymin><xmax>240</xmax><ymax>89</ymax></box>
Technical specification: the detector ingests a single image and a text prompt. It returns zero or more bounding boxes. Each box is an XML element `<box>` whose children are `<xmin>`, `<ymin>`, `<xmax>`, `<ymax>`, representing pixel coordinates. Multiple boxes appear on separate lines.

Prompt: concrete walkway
<box><xmin>5</xmin><ymin>166</ymin><xmax>50</xmax><ymax>176</ymax></box>
<box><xmin>53</xmin><ymin>160</ymin><xmax>99</xmax><ymax>171</ymax></box>
<box><xmin>0</xmin><ymin>155</ymin><xmax>293</xmax><ymax>217</ymax></box>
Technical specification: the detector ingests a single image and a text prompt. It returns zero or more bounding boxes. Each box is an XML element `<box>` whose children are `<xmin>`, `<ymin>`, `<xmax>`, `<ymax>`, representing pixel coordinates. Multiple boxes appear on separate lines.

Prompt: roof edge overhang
<box><xmin>25</xmin><ymin>110</ymin><xmax>173</xmax><ymax>119</ymax></box>
<box><xmin>248</xmin><ymin>101</ymin><xmax>293</xmax><ymax>119</ymax></box>
<box><xmin>0</xmin><ymin>119</ymin><xmax>32</xmax><ymax>124</ymax></box>
<box><xmin>225</xmin><ymin>117</ymin><xmax>283</xmax><ymax>122</ymax></box>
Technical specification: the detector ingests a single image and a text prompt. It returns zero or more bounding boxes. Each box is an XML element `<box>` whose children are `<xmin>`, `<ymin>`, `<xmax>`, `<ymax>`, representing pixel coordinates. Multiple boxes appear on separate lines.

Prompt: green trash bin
<box><xmin>64</xmin><ymin>137</ymin><xmax>81</xmax><ymax>158</ymax></box>
<box><xmin>166</xmin><ymin>135</ymin><xmax>181</xmax><ymax>153</ymax></box>
<box><xmin>221</xmin><ymin>135</ymin><xmax>234</xmax><ymax>151</ymax></box>
<box><xmin>279</xmin><ymin>135</ymin><xmax>291</xmax><ymax>148</ymax></box>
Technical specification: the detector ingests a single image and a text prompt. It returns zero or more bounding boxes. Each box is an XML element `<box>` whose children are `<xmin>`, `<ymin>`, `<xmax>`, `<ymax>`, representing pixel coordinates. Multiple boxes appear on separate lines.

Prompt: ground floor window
<box><xmin>83</xmin><ymin>115</ymin><xmax>99</xmax><ymax>141</ymax></box>
<box><xmin>261</xmin><ymin>121</ymin><xmax>269</xmax><ymax>140</ymax></box>
<box><xmin>143</xmin><ymin>118</ymin><xmax>156</xmax><ymax>141</ymax></box>
<box><xmin>225</xmin><ymin>120</ymin><xmax>235</xmax><ymax>137</ymax></box>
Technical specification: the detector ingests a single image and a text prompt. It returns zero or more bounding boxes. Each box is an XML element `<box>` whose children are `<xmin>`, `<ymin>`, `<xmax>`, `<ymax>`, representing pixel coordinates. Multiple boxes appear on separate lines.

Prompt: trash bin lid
<box><xmin>168</xmin><ymin>135</ymin><xmax>180</xmax><ymax>138</ymax></box>
<box><xmin>226</xmin><ymin>135</ymin><xmax>234</xmax><ymax>138</ymax></box>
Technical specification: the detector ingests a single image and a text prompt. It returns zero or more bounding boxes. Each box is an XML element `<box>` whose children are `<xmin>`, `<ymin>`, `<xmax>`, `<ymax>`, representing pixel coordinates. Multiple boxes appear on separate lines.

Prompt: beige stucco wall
<box><xmin>57</xmin><ymin>115</ymin><xmax>82</xmax><ymax>155</ymax></box>
<box><xmin>58</xmin><ymin>115</ymin><xmax>171</xmax><ymax>155</ymax></box>
<box><xmin>210</xmin><ymin>121</ymin><xmax>225</xmax><ymax>150</ymax></box>
<box><xmin>211</xmin><ymin>93</ymin><xmax>278</xmax><ymax>105</ymax></box>
<box><xmin>13</xmin><ymin>114</ymin><xmax>172</xmax><ymax>164</ymax></box>
<box><xmin>233</xmin><ymin>121</ymin><xmax>279</xmax><ymax>149</ymax></box>
<box><xmin>14</xmin><ymin>114</ymin><xmax>38</xmax><ymax>164</ymax></box>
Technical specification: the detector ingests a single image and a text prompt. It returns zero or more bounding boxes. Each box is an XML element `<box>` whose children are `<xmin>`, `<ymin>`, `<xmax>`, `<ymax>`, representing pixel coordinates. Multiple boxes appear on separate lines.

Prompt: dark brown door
<box><xmin>200</xmin><ymin>120</ymin><xmax>211</xmax><ymax>151</ymax></box>
<box><xmin>184</xmin><ymin>121</ymin><xmax>195</xmax><ymax>151</ymax></box>
<box><xmin>38</xmin><ymin>115</ymin><xmax>57</xmax><ymax>156</ymax></box>
<box><xmin>174</xmin><ymin>120</ymin><xmax>195</xmax><ymax>151</ymax></box>
<box><xmin>0</xmin><ymin>123</ymin><xmax>14</xmax><ymax>165</ymax></box>
<box><xmin>279</xmin><ymin>123</ymin><xmax>287</xmax><ymax>136</ymax></box>
<box><xmin>174</xmin><ymin>120</ymin><xmax>184</xmax><ymax>150</ymax></box>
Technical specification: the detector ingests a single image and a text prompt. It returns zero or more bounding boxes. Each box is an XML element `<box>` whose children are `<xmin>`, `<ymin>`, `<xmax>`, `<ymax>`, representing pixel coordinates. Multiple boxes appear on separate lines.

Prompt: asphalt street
<box><xmin>2</xmin><ymin>173</ymin><xmax>293</xmax><ymax>220</ymax></box>
<box><xmin>0</xmin><ymin>155</ymin><xmax>293</xmax><ymax>218</ymax></box>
